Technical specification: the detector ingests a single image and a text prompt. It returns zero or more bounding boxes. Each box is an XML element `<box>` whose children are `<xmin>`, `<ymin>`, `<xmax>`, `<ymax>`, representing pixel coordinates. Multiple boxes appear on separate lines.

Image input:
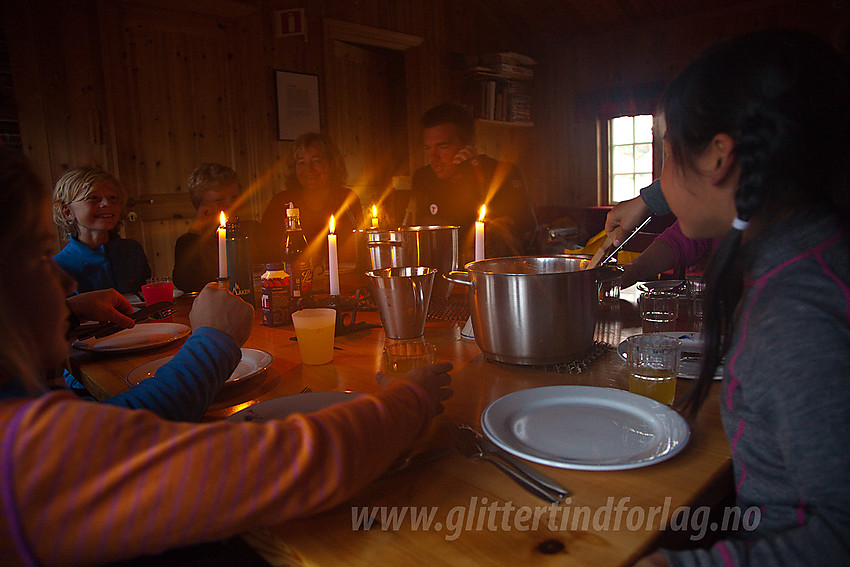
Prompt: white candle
<box><xmin>218</xmin><ymin>211</ymin><xmax>228</xmax><ymax>279</ymax></box>
<box><xmin>328</xmin><ymin>215</ymin><xmax>340</xmax><ymax>296</ymax></box>
<box><xmin>371</xmin><ymin>205</ymin><xmax>379</xmax><ymax>228</ymax></box>
<box><xmin>475</xmin><ymin>205</ymin><xmax>486</xmax><ymax>261</ymax></box>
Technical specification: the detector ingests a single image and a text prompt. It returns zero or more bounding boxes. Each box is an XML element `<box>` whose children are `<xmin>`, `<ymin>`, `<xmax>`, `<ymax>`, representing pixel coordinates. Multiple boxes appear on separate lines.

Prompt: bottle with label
<box><xmin>260</xmin><ymin>263</ymin><xmax>291</xmax><ymax>326</ymax></box>
<box><xmin>282</xmin><ymin>206</ymin><xmax>312</xmax><ymax>309</ymax></box>
<box><xmin>225</xmin><ymin>217</ymin><xmax>255</xmax><ymax>305</ymax></box>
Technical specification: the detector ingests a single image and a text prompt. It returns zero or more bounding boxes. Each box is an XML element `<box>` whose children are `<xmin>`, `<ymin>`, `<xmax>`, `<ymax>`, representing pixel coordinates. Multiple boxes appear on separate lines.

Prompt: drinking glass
<box><xmin>639</xmin><ymin>290</ymin><xmax>679</xmax><ymax>333</ymax></box>
<box><xmin>141</xmin><ymin>277</ymin><xmax>174</xmax><ymax>321</ymax></box>
<box><xmin>686</xmin><ymin>275</ymin><xmax>706</xmax><ymax>331</ymax></box>
<box><xmin>626</xmin><ymin>333</ymin><xmax>681</xmax><ymax>405</ymax></box>
<box><xmin>382</xmin><ymin>340</ymin><xmax>437</xmax><ymax>374</ymax></box>
<box><xmin>291</xmin><ymin>308</ymin><xmax>337</xmax><ymax>365</ymax></box>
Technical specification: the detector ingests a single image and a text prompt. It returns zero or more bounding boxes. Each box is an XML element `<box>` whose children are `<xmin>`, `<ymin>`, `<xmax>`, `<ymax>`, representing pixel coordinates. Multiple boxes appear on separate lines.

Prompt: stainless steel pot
<box><xmin>445</xmin><ymin>255</ymin><xmax>603</xmax><ymax>365</ymax></box>
<box><xmin>364</xmin><ymin>226</ymin><xmax>459</xmax><ymax>299</ymax></box>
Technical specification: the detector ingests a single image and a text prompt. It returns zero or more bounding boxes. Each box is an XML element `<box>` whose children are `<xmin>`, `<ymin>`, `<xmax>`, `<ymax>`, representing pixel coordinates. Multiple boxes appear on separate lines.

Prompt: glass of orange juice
<box><xmin>291</xmin><ymin>308</ymin><xmax>337</xmax><ymax>365</ymax></box>
<box><xmin>626</xmin><ymin>333</ymin><xmax>681</xmax><ymax>405</ymax></box>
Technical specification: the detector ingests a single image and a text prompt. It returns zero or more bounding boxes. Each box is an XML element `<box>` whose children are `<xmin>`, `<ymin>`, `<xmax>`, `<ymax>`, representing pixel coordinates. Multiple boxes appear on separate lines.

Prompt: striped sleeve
<box><xmin>0</xmin><ymin>381</ymin><xmax>433</xmax><ymax>566</ymax></box>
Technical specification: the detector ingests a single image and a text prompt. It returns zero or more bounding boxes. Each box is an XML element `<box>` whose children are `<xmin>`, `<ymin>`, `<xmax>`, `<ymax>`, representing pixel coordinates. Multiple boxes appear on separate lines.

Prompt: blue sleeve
<box><xmin>105</xmin><ymin>327</ymin><xmax>241</xmax><ymax>422</ymax></box>
<box><xmin>640</xmin><ymin>179</ymin><xmax>671</xmax><ymax>216</ymax></box>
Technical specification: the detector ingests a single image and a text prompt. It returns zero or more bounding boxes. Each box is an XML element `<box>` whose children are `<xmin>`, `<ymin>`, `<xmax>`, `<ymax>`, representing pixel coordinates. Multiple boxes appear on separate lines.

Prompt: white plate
<box><xmin>617</xmin><ymin>332</ymin><xmax>721</xmax><ymax>380</ymax></box>
<box><xmin>72</xmin><ymin>322</ymin><xmax>191</xmax><ymax>352</ymax></box>
<box><xmin>226</xmin><ymin>391</ymin><xmax>358</xmax><ymax>423</ymax></box>
<box><xmin>123</xmin><ymin>289</ymin><xmax>184</xmax><ymax>307</ymax></box>
<box><xmin>126</xmin><ymin>348</ymin><xmax>273</xmax><ymax>386</ymax></box>
<box><xmin>481</xmin><ymin>385</ymin><xmax>690</xmax><ymax>471</ymax></box>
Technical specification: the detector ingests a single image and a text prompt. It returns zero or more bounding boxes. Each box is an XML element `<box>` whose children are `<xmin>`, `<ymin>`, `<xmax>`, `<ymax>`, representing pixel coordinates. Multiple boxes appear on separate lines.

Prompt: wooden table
<box><xmin>73</xmin><ymin>285</ymin><xmax>732</xmax><ymax>567</ymax></box>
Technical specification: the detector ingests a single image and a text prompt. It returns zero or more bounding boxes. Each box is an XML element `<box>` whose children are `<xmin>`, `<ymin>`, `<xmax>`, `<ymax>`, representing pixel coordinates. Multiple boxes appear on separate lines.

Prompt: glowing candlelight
<box><xmin>371</xmin><ymin>205</ymin><xmax>379</xmax><ymax>228</ymax></box>
<box><xmin>218</xmin><ymin>211</ymin><xmax>228</xmax><ymax>279</ymax></box>
<box><xmin>475</xmin><ymin>205</ymin><xmax>486</xmax><ymax>261</ymax></box>
<box><xmin>328</xmin><ymin>215</ymin><xmax>339</xmax><ymax>296</ymax></box>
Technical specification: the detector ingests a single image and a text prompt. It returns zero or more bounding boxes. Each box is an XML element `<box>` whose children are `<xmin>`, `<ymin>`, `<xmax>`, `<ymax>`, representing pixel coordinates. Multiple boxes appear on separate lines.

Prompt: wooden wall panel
<box><xmin>5</xmin><ymin>0</ymin><xmax>849</xmax><ymax>276</ymax></box>
<box><xmin>536</xmin><ymin>0</ymin><xmax>850</xmax><ymax>209</ymax></box>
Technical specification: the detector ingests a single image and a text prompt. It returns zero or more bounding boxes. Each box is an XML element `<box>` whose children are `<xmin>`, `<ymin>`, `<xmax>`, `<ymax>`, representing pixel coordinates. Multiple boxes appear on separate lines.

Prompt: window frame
<box><xmin>598</xmin><ymin>114</ymin><xmax>664</xmax><ymax>205</ymax></box>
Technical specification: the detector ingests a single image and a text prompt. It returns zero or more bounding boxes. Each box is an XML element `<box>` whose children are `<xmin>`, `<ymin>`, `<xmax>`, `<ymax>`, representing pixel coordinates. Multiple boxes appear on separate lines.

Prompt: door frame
<box><xmin>321</xmin><ymin>19</ymin><xmax>423</xmax><ymax>178</ymax></box>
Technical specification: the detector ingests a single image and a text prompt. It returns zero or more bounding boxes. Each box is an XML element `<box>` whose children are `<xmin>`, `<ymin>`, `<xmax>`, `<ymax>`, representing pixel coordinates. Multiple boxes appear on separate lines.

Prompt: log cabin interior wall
<box><xmin>3</xmin><ymin>0</ymin><xmax>848</xmax><ymax>277</ymax></box>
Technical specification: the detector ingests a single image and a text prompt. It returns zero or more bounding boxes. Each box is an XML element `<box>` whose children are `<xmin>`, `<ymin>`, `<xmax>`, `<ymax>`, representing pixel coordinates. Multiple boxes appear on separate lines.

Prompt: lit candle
<box><xmin>328</xmin><ymin>215</ymin><xmax>340</xmax><ymax>296</ymax></box>
<box><xmin>217</xmin><ymin>211</ymin><xmax>228</xmax><ymax>279</ymax></box>
<box><xmin>371</xmin><ymin>205</ymin><xmax>379</xmax><ymax>228</ymax></box>
<box><xmin>475</xmin><ymin>205</ymin><xmax>486</xmax><ymax>261</ymax></box>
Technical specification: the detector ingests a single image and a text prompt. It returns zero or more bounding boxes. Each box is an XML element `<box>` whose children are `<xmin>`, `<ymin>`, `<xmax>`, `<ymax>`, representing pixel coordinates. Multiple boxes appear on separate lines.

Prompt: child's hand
<box><xmin>189</xmin><ymin>282</ymin><xmax>254</xmax><ymax>345</ymax></box>
<box><xmin>377</xmin><ymin>362</ymin><xmax>453</xmax><ymax>417</ymax></box>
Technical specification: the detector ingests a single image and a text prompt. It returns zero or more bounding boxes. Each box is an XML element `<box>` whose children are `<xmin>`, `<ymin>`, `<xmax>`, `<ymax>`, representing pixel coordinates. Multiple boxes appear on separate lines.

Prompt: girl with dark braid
<box><xmin>634</xmin><ymin>30</ymin><xmax>850</xmax><ymax>566</ymax></box>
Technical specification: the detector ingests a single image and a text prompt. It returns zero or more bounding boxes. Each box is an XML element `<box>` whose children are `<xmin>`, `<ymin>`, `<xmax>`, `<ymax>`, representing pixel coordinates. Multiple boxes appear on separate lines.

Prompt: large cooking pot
<box><xmin>360</xmin><ymin>226</ymin><xmax>459</xmax><ymax>300</ymax></box>
<box><xmin>445</xmin><ymin>255</ymin><xmax>605</xmax><ymax>365</ymax></box>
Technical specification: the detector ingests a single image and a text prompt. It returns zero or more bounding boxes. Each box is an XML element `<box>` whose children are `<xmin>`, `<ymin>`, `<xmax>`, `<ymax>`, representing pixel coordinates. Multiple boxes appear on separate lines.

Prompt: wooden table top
<box><xmin>72</xmin><ymin>284</ymin><xmax>732</xmax><ymax>567</ymax></box>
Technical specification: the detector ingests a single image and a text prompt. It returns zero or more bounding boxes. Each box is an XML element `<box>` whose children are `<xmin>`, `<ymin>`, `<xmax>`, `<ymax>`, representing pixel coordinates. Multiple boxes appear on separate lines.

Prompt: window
<box><xmin>609</xmin><ymin>115</ymin><xmax>654</xmax><ymax>203</ymax></box>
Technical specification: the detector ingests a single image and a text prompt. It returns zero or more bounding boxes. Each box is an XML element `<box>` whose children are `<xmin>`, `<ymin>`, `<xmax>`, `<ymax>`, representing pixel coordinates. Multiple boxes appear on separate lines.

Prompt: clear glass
<box><xmin>639</xmin><ymin>290</ymin><xmax>680</xmax><ymax>333</ymax></box>
<box><xmin>626</xmin><ymin>333</ymin><xmax>680</xmax><ymax>405</ymax></box>
<box><xmin>382</xmin><ymin>340</ymin><xmax>437</xmax><ymax>374</ymax></box>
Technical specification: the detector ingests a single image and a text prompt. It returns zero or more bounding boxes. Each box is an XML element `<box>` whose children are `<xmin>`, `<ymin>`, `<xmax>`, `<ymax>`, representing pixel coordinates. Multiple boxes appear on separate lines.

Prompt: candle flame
<box><xmin>219</xmin><ymin>211</ymin><xmax>227</xmax><ymax>226</ymax></box>
<box><xmin>478</xmin><ymin>205</ymin><xmax>486</xmax><ymax>222</ymax></box>
<box><xmin>371</xmin><ymin>205</ymin><xmax>378</xmax><ymax>218</ymax></box>
<box><xmin>329</xmin><ymin>215</ymin><xmax>335</xmax><ymax>234</ymax></box>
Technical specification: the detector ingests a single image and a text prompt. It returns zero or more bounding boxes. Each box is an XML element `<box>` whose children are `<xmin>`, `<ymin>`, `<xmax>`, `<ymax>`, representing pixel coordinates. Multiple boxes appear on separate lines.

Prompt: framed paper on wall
<box><xmin>276</xmin><ymin>70</ymin><xmax>320</xmax><ymax>141</ymax></box>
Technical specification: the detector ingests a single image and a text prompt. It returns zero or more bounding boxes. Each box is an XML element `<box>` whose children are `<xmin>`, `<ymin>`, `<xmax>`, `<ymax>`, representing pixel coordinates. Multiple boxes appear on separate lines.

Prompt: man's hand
<box><xmin>605</xmin><ymin>195</ymin><xmax>651</xmax><ymax>246</ymax></box>
<box><xmin>67</xmin><ymin>289</ymin><xmax>136</xmax><ymax>329</ymax></box>
<box><xmin>452</xmin><ymin>144</ymin><xmax>480</xmax><ymax>166</ymax></box>
<box><xmin>189</xmin><ymin>282</ymin><xmax>254</xmax><ymax>346</ymax></box>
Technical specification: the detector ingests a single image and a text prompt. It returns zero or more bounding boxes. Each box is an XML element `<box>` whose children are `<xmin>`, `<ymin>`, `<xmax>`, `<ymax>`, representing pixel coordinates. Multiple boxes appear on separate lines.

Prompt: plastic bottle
<box><xmin>225</xmin><ymin>217</ymin><xmax>255</xmax><ymax>305</ymax></box>
<box><xmin>282</xmin><ymin>206</ymin><xmax>312</xmax><ymax>309</ymax></box>
<box><xmin>260</xmin><ymin>263</ymin><xmax>291</xmax><ymax>326</ymax></box>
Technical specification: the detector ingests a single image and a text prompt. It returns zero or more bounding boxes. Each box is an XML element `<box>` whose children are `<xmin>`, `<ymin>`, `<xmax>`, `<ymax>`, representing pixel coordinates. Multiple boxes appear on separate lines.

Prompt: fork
<box><xmin>71</xmin><ymin>303</ymin><xmax>176</xmax><ymax>340</ymax></box>
<box><xmin>299</xmin><ymin>386</ymin><xmax>313</xmax><ymax>394</ymax></box>
<box><xmin>453</xmin><ymin>425</ymin><xmax>563</xmax><ymax>504</ymax></box>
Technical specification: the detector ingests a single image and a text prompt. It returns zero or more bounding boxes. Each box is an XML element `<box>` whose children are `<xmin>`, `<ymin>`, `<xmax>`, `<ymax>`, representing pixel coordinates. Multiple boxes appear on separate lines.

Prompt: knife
<box><xmin>455</xmin><ymin>425</ymin><xmax>564</xmax><ymax>504</ymax></box>
<box><xmin>70</xmin><ymin>301</ymin><xmax>174</xmax><ymax>340</ymax></box>
<box><xmin>477</xmin><ymin>433</ymin><xmax>571</xmax><ymax>499</ymax></box>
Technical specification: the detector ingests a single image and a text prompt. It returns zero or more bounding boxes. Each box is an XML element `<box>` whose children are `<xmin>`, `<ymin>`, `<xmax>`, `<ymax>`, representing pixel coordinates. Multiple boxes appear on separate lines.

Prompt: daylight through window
<box><xmin>609</xmin><ymin>115</ymin><xmax>654</xmax><ymax>203</ymax></box>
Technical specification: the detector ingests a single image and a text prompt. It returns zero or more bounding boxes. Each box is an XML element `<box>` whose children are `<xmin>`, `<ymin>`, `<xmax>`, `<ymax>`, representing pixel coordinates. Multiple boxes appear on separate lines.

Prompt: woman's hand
<box><xmin>189</xmin><ymin>282</ymin><xmax>254</xmax><ymax>346</ymax></box>
<box><xmin>66</xmin><ymin>289</ymin><xmax>135</xmax><ymax>329</ymax></box>
<box><xmin>377</xmin><ymin>362</ymin><xmax>454</xmax><ymax>417</ymax></box>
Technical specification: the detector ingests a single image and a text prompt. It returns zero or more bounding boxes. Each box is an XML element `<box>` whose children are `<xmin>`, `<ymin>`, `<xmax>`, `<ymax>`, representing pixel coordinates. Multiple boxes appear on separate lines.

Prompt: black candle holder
<box><xmin>309</xmin><ymin>287</ymin><xmax>381</xmax><ymax>336</ymax></box>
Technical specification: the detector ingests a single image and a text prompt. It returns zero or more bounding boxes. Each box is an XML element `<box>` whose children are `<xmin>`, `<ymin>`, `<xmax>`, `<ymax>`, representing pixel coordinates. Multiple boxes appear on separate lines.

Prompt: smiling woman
<box><xmin>51</xmin><ymin>167</ymin><xmax>151</xmax><ymax>294</ymax></box>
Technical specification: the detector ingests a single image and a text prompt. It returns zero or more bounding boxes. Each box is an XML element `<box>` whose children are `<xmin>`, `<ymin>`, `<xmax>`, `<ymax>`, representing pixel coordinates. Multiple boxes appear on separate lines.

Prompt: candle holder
<box><xmin>309</xmin><ymin>287</ymin><xmax>380</xmax><ymax>336</ymax></box>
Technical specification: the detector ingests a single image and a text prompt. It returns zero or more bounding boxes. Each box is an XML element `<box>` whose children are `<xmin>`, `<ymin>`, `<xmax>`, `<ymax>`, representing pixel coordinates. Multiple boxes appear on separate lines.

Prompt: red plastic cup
<box><xmin>141</xmin><ymin>281</ymin><xmax>174</xmax><ymax>321</ymax></box>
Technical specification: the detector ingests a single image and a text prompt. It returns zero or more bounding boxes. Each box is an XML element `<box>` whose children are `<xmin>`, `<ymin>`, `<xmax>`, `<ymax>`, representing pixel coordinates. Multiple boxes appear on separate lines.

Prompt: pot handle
<box><xmin>443</xmin><ymin>270</ymin><xmax>472</xmax><ymax>286</ymax></box>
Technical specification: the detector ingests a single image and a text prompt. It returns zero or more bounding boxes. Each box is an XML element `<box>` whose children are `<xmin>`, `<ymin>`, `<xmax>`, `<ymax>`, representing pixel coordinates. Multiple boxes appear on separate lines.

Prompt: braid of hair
<box><xmin>679</xmin><ymin>106</ymin><xmax>781</xmax><ymax>416</ymax></box>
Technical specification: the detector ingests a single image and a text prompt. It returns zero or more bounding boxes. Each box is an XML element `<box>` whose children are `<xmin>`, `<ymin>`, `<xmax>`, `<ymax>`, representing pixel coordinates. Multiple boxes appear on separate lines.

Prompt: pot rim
<box><xmin>464</xmin><ymin>255</ymin><xmax>603</xmax><ymax>276</ymax></box>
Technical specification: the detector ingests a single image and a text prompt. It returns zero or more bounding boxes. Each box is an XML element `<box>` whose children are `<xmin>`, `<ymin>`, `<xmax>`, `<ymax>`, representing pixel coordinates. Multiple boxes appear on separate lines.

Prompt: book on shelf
<box><xmin>464</xmin><ymin>77</ymin><xmax>533</xmax><ymax>124</ymax></box>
